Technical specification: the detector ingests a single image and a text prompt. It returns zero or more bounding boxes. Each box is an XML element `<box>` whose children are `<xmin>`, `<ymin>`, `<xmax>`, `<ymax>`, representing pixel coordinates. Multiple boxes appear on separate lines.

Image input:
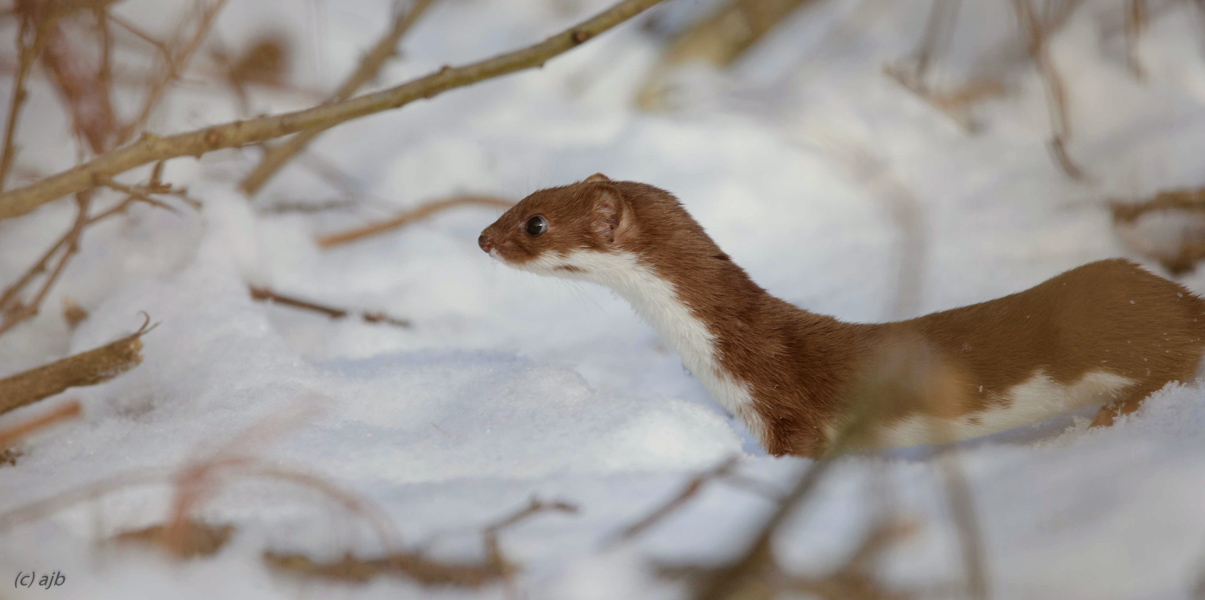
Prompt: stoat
<box><xmin>478</xmin><ymin>174</ymin><xmax>1205</xmax><ymax>457</ymax></box>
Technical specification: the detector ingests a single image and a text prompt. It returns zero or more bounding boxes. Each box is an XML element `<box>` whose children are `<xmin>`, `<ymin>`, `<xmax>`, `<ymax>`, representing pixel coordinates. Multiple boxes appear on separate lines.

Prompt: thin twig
<box><xmin>317</xmin><ymin>195</ymin><xmax>513</xmax><ymax>248</ymax></box>
<box><xmin>606</xmin><ymin>456</ymin><xmax>738</xmax><ymax>546</ymax></box>
<box><xmin>117</xmin><ymin>0</ymin><xmax>231</xmax><ymax>144</ymax></box>
<box><xmin>934</xmin><ymin>446</ymin><xmax>989</xmax><ymax>599</ymax></box>
<box><xmin>0</xmin><ymin>6</ymin><xmax>60</xmax><ymax>191</ymax></box>
<box><xmin>106</xmin><ymin>11</ymin><xmax>172</xmax><ymax>64</ymax></box>
<box><xmin>240</xmin><ymin>0</ymin><xmax>436</xmax><ymax>195</ymax></box>
<box><xmin>0</xmin><ymin>192</ymin><xmax>91</xmax><ymax>336</ymax></box>
<box><xmin>0</xmin><ymin>0</ymin><xmax>667</xmax><ymax>221</ymax></box>
<box><xmin>1014</xmin><ymin>0</ymin><xmax>1084</xmax><ymax>179</ymax></box>
<box><xmin>39</xmin><ymin>8</ymin><xmax>119</xmax><ymax>153</ymax></box>
<box><xmin>1124</xmin><ymin>0</ymin><xmax>1147</xmax><ymax>79</ymax></box>
<box><xmin>249</xmin><ymin>285</ymin><xmax>411</xmax><ymax>327</ymax></box>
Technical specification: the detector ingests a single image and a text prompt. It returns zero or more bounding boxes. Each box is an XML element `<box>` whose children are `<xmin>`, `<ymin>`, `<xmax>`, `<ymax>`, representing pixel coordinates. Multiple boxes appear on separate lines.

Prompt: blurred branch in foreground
<box><xmin>0</xmin><ymin>400</ymin><xmax>81</xmax><ymax>448</ymax></box>
<box><xmin>639</xmin><ymin>0</ymin><xmax>817</xmax><ymax>109</ymax></box>
<box><xmin>0</xmin><ymin>405</ymin><xmax>402</xmax><ymax>559</ymax></box>
<box><xmin>1113</xmin><ymin>187</ymin><xmax>1205</xmax><ymax>275</ymax></box>
<box><xmin>0</xmin><ymin>0</ymin><xmax>668</xmax><ymax>221</ymax></box>
<box><xmin>265</xmin><ymin>497</ymin><xmax>578</xmax><ymax>589</ymax></box>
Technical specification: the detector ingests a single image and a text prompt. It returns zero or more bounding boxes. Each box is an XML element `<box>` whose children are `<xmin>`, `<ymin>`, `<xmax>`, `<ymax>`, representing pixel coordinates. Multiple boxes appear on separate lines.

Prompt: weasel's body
<box><xmin>479</xmin><ymin>176</ymin><xmax>1205</xmax><ymax>456</ymax></box>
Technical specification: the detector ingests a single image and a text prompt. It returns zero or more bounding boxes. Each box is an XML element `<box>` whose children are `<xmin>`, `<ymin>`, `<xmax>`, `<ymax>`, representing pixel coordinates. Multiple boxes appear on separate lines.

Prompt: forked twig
<box><xmin>241</xmin><ymin>0</ymin><xmax>436</xmax><ymax>195</ymax></box>
<box><xmin>1014</xmin><ymin>0</ymin><xmax>1085</xmax><ymax>179</ymax></box>
<box><xmin>117</xmin><ymin>0</ymin><xmax>230</xmax><ymax>144</ymax></box>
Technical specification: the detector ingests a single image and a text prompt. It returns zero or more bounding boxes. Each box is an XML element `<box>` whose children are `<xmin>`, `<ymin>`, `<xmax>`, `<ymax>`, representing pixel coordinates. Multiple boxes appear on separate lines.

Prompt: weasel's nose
<box><xmin>478</xmin><ymin>233</ymin><xmax>494</xmax><ymax>253</ymax></box>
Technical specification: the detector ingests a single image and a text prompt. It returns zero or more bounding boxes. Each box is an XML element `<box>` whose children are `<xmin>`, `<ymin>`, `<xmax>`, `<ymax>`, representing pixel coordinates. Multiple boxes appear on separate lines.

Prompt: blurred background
<box><xmin>2</xmin><ymin>0</ymin><xmax>1205</xmax><ymax>597</ymax></box>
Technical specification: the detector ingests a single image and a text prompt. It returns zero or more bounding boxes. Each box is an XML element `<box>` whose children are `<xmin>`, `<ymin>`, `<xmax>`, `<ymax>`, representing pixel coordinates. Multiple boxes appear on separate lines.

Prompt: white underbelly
<box><xmin>874</xmin><ymin>369</ymin><xmax>1135</xmax><ymax>448</ymax></box>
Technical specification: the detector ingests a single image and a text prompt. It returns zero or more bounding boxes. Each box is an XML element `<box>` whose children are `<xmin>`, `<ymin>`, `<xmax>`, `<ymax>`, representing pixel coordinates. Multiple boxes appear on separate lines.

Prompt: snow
<box><xmin>4</xmin><ymin>0</ymin><xmax>1205</xmax><ymax>597</ymax></box>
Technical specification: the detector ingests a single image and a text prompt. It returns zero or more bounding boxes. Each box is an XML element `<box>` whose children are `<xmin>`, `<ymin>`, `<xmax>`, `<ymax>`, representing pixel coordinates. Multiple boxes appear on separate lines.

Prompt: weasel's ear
<box><xmin>592</xmin><ymin>186</ymin><xmax>631</xmax><ymax>245</ymax></box>
<box><xmin>583</xmin><ymin>173</ymin><xmax>611</xmax><ymax>183</ymax></box>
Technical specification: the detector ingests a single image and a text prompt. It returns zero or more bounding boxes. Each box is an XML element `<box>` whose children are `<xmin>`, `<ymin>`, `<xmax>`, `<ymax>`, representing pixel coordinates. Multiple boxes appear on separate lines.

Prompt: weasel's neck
<box><xmin>575</xmin><ymin>248</ymin><xmax>796</xmax><ymax>438</ymax></box>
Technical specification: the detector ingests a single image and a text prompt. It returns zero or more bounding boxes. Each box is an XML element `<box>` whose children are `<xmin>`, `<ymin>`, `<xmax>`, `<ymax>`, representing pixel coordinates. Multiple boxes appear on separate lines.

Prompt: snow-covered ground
<box><xmin>4</xmin><ymin>0</ymin><xmax>1205</xmax><ymax>597</ymax></box>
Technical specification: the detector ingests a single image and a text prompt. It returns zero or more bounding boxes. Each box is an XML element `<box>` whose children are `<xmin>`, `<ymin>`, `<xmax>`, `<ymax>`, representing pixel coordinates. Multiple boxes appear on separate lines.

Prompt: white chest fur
<box><xmin>521</xmin><ymin>249</ymin><xmax>766</xmax><ymax>439</ymax></box>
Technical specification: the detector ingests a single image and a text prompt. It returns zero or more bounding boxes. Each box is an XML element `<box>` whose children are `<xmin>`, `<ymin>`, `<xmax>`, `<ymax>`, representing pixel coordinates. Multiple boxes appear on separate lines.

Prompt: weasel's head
<box><xmin>478</xmin><ymin>173</ymin><xmax>640</xmax><ymax>280</ymax></box>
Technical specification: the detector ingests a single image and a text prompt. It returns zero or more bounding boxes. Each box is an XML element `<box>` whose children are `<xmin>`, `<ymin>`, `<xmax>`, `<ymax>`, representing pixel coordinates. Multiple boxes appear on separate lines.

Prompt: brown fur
<box><xmin>480</xmin><ymin>177</ymin><xmax>1205</xmax><ymax>457</ymax></box>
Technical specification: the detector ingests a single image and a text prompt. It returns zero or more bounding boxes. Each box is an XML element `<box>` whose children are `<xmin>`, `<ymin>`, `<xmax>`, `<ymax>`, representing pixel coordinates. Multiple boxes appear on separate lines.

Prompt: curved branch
<box><xmin>0</xmin><ymin>0</ymin><xmax>665</xmax><ymax>221</ymax></box>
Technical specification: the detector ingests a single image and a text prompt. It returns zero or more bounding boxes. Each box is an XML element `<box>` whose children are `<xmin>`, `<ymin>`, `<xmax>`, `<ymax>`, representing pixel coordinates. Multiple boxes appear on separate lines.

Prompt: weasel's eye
<box><xmin>525</xmin><ymin>215</ymin><xmax>548</xmax><ymax>236</ymax></box>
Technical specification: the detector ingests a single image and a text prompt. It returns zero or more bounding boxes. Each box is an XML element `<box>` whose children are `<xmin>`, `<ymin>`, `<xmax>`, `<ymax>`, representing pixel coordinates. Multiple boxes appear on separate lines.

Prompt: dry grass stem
<box><xmin>0</xmin><ymin>0</ymin><xmax>667</xmax><ymax>221</ymax></box>
<box><xmin>0</xmin><ymin>400</ymin><xmax>82</xmax><ymax>448</ymax></box>
<box><xmin>317</xmin><ymin>195</ymin><xmax>513</xmax><ymax>248</ymax></box>
<box><xmin>0</xmin><ymin>317</ymin><xmax>149</xmax><ymax>416</ymax></box>
<box><xmin>240</xmin><ymin>0</ymin><xmax>436</xmax><ymax>195</ymax></box>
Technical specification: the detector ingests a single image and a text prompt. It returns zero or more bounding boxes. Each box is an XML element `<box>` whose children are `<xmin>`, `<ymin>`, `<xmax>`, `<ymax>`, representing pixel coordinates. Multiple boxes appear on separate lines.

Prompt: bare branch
<box><xmin>0</xmin><ymin>0</ymin><xmax>667</xmax><ymax>221</ymax></box>
<box><xmin>240</xmin><ymin>0</ymin><xmax>436</xmax><ymax>195</ymax></box>
<box><xmin>0</xmin><ymin>320</ymin><xmax>148</xmax><ymax>416</ymax></box>
<box><xmin>317</xmin><ymin>195</ymin><xmax>512</xmax><ymax>248</ymax></box>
